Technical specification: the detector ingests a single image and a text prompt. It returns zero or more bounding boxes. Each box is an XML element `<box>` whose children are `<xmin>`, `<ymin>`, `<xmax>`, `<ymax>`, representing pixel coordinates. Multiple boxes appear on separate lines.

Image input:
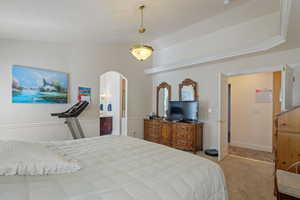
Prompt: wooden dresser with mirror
<box><xmin>145</xmin><ymin>79</ymin><xmax>204</xmax><ymax>153</ymax></box>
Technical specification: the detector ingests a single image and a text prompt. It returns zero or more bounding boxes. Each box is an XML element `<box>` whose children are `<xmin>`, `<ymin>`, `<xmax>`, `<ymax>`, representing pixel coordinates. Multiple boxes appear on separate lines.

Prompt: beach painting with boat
<box><xmin>12</xmin><ymin>65</ymin><xmax>68</xmax><ymax>104</ymax></box>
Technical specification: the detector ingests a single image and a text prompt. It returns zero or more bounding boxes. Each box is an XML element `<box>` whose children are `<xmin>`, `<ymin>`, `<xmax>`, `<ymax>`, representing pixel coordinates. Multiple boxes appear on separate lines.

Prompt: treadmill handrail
<box><xmin>51</xmin><ymin>101</ymin><xmax>89</xmax><ymax>118</ymax></box>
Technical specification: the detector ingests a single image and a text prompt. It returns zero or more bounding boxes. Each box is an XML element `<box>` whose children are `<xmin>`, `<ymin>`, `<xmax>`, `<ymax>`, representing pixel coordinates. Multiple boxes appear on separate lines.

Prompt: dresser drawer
<box><xmin>172</xmin><ymin>124</ymin><xmax>195</xmax><ymax>149</ymax></box>
<box><xmin>144</xmin><ymin>120</ymin><xmax>161</xmax><ymax>143</ymax></box>
<box><xmin>278</xmin><ymin>113</ymin><xmax>300</xmax><ymax>133</ymax></box>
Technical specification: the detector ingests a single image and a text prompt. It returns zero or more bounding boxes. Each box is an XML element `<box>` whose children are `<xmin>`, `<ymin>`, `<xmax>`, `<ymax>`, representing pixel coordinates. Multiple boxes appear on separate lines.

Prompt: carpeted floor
<box><xmin>221</xmin><ymin>156</ymin><xmax>275</xmax><ymax>200</ymax></box>
<box><xmin>197</xmin><ymin>153</ymin><xmax>275</xmax><ymax>200</ymax></box>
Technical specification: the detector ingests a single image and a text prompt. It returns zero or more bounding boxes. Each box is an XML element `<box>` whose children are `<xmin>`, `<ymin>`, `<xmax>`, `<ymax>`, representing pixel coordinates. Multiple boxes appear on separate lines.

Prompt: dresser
<box><xmin>144</xmin><ymin>119</ymin><xmax>203</xmax><ymax>153</ymax></box>
<box><xmin>274</xmin><ymin>106</ymin><xmax>300</xmax><ymax>200</ymax></box>
<box><xmin>275</xmin><ymin>106</ymin><xmax>300</xmax><ymax>171</ymax></box>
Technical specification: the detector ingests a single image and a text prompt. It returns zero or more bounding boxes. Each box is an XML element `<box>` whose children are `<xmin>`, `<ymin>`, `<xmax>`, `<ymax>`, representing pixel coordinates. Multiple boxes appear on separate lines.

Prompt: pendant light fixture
<box><xmin>130</xmin><ymin>5</ymin><xmax>154</xmax><ymax>61</ymax></box>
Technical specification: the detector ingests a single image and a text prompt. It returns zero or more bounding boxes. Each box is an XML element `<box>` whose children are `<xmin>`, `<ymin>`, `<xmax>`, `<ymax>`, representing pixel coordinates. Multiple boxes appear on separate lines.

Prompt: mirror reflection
<box><xmin>157</xmin><ymin>82</ymin><xmax>171</xmax><ymax>118</ymax></box>
<box><xmin>158</xmin><ymin>88</ymin><xmax>169</xmax><ymax>117</ymax></box>
<box><xmin>181</xmin><ymin>85</ymin><xmax>195</xmax><ymax>101</ymax></box>
<box><xmin>179</xmin><ymin>79</ymin><xmax>197</xmax><ymax>101</ymax></box>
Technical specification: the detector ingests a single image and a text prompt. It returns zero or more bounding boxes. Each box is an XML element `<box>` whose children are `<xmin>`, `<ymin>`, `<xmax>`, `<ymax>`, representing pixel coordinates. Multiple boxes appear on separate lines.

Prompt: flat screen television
<box><xmin>167</xmin><ymin>101</ymin><xmax>199</xmax><ymax>122</ymax></box>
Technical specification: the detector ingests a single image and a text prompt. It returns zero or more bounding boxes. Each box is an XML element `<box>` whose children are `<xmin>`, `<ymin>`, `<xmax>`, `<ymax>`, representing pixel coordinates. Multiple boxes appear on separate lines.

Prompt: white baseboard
<box><xmin>230</xmin><ymin>141</ymin><xmax>272</xmax><ymax>152</ymax></box>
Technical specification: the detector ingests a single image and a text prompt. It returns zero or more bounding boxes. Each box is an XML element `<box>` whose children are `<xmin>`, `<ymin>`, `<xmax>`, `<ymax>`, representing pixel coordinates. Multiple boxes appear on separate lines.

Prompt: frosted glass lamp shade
<box><xmin>130</xmin><ymin>45</ymin><xmax>153</xmax><ymax>61</ymax></box>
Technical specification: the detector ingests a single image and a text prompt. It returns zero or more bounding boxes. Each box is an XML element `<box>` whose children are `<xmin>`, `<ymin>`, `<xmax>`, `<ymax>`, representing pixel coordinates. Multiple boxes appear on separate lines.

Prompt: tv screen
<box><xmin>168</xmin><ymin>101</ymin><xmax>199</xmax><ymax>122</ymax></box>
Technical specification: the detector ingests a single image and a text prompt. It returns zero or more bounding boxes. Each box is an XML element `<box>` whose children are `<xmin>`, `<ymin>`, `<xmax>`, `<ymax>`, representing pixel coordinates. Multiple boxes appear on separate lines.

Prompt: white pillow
<box><xmin>0</xmin><ymin>140</ymin><xmax>81</xmax><ymax>176</ymax></box>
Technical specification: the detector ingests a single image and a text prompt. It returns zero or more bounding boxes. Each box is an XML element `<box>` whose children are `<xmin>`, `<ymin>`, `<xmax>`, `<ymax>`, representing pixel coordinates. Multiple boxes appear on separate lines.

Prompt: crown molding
<box><xmin>145</xmin><ymin>0</ymin><xmax>292</xmax><ymax>75</ymax></box>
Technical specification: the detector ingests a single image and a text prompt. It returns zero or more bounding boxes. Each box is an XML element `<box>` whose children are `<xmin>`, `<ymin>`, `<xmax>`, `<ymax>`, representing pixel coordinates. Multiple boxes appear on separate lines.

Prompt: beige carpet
<box><xmin>197</xmin><ymin>153</ymin><xmax>275</xmax><ymax>200</ymax></box>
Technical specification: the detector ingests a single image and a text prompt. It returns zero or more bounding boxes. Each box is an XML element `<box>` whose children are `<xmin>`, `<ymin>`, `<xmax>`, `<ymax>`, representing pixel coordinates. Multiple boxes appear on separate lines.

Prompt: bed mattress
<box><xmin>0</xmin><ymin>136</ymin><xmax>228</xmax><ymax>200</ymax></box>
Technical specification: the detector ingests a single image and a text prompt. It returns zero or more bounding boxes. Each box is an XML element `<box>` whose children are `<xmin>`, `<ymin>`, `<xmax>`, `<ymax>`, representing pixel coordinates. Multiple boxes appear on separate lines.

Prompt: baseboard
<box><xmin>230</xmin><ymin>141</ymin><xmax>272</xmax><ymax>152</ymax></box>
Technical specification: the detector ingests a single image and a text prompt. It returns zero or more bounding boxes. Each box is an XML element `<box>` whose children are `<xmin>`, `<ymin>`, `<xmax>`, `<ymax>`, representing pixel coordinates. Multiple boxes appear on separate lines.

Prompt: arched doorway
<box><xmin>99</xmin><ymin>71</ymin><xmax>128</xmax><ymax>136</ymax></box>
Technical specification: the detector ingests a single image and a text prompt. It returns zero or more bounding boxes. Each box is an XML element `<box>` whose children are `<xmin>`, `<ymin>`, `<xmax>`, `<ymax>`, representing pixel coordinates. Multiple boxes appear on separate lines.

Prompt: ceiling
<box><xmin>0</xmin><ymin>0</ymin><xmax>280</xmax><ymax>44</ymax></box>
<box><xmin>274</xmin><ymin>0</ymin><xmax>300</xmax><ymax>51</ymax></box>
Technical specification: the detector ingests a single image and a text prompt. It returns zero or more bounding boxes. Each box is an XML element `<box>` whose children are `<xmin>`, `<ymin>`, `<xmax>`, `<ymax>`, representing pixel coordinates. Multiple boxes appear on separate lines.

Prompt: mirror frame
<box><xmin>156</xmin><ymin>82</ymin><xmax>171</xmax><ymax>117</ymax></box>
<box><xmin>179</xmin><ymin>78</ymin><xmax>198</xmax><ymax>101</ymax></box>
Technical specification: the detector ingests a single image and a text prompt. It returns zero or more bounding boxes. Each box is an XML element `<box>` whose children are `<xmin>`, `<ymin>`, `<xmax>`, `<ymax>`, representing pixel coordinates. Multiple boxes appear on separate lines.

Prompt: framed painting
<box><xmin>12</xmin><ymin>65</ymin><xmax>68</xmax><ymax>104</ymax></box>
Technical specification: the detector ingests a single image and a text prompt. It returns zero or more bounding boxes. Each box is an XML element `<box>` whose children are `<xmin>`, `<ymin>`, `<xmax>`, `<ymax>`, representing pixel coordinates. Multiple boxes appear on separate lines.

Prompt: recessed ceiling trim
<box><xmin>144</xmin><ymin>0</ymin><xmax>292</xmax><ymax>75</ymax></box>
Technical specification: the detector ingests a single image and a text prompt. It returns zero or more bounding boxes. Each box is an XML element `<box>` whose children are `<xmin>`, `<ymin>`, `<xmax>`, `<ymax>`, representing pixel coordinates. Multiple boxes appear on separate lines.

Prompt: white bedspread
<box><xmin>0</xmin><ymin>136</ymin><xmax>228</xmax><ymax>200</ymax></box>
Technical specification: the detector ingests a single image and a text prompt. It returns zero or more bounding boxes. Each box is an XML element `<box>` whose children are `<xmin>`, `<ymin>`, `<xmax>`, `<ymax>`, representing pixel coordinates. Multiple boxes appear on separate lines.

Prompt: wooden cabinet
<box><xmin>275</xmin><ymin>106</ymin><xmax>300</xmax><ymax>200</ymax></box>
<box><xmin>144</xmin><ymin>119</ymin><xmax>203</xmax><ymax>153</ymax></box>
<box><xmin>160</xmin><ymin>122</ymin><xmax>172</xmax><ymax>146</ymax></box>
<box><xmin>144</xmin><ymin>120</ymin><xmax>161</xmax><ymax>143</ymax></box>
<box><xmin>275</xmin><ymin>106</ymin><xmax>300</xmax><ymax>171</ymax></box>
<box><xmin>100</xmin><ymin>117</ymin><xmax>113</xmax><ymax>136</ymax></box>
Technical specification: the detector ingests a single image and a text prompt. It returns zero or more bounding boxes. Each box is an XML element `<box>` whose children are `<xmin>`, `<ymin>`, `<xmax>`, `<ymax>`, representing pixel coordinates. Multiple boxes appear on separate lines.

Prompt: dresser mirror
<box><xmin>157</xmin><ymin>82</ymin><xmax>171</xmax><ymax>118</ymax></box>
<box><xmin>179</xmin><ymin>79</ymin><xmax>198</xmax><ymax>101</ymax></box>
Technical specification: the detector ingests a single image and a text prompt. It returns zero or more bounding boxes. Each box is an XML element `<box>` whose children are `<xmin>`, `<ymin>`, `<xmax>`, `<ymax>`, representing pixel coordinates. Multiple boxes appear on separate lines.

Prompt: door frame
<box><xmin>120</xmin><ymin>74</ymin><xmax>128</xmax><ymax>136</ymax></box>
<box><xmin>99</xmin><ymin>71</ymin><xmax>128</xmax><ymax>136</ymax></box>
<box><xmin>218</xmin><ymin>65</ymin><xmax>286</xmax><ymax>160</ymax></box>
<box><xmin>218</xmin><ymin>73</ymin><xmax>229</xmax><ymax>161</ymax></box>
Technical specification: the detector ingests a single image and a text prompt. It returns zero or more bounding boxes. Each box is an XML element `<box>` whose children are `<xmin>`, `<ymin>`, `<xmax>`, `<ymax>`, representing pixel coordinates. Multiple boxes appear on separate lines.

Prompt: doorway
<box><xmin>218</xmin><ymin>65</ymin><xmax>294</xmax><ymax>161</ymax></box>
<box><xmin>228</xmin><ymin>72</ymin><xmax>275</xmax><ymax>162</ymax></box>
<box><xmin>99</xmin><ymin>71</ymin><xmax>128</xmax><ymax>136</ymax></box>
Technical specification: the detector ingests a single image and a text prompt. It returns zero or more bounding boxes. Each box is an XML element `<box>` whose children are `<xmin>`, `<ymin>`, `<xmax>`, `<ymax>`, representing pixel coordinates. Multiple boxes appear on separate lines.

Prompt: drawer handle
<box><xmin>281</xmin><ymin>123</ymin><xmax>287</xmax><ymax>126</ymax></box>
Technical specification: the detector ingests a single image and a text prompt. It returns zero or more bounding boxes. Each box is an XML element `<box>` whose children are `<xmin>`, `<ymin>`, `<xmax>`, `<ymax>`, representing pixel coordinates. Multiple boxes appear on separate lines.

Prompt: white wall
<box><xmin>228</xmin><ymin>73</ymin><xmax>273</xmax><ymax>152</ymax></box>
<box><xmin>152</xmin><ymin>47</ymin><xmax>300</xmax><ymax>150</ymax></box>
<box><xmin>0</xmin><ymin>39</ymin><xmax>152</xmax><ymax>141</ymax></box>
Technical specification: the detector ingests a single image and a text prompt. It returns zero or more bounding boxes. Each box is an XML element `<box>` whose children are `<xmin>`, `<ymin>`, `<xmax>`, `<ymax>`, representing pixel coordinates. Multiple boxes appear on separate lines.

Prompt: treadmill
<box><xmin>51</xmin><ymin>101</ymin><xmax>89</xmax><ymax>139</ymax></box>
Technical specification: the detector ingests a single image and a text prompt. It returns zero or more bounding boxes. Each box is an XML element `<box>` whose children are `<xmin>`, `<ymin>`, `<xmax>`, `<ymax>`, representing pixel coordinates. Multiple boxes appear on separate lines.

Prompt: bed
<box><xmin>0</xmin><ymin>136</ymin><xmax>228</xmax><ymax>200</ymax></box>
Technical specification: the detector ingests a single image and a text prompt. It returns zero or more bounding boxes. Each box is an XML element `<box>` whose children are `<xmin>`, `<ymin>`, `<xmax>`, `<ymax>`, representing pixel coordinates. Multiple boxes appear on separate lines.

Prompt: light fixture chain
<box><xmin>140</xmin><ymin>31</ymin><xmax>143</xmax><ymax>44</ymax></box>
<box><xmin>140</xmin><ymin>6</ymin><xmax>144</xmax><ymax>29</ymax></box>
<box><xmin>130</xmin><ymin>4</ymin><xmax>153</xmax><ymax>61</ymax></box>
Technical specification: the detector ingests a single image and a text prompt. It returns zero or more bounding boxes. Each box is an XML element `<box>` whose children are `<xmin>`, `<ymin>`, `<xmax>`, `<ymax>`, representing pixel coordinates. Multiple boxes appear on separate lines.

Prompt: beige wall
<box><xmin>0</xmin><ymin>39</ymin><xmax>152</xmax><ymax>141</ymax></box>
<box><xmin>228</xmin><ymin>73</ymin><xmax>273</xmax><ymax>152</ymax></box>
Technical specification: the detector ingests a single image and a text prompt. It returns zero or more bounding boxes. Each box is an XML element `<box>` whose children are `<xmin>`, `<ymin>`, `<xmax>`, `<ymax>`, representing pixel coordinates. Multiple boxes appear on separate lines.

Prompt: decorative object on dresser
<box><xmin>179</xmin><ymin>78</ymin><xmax>198</xmax><ymax>101</ymax></box>
<box><xmin>274</xmin><ymin>105</ymin><xmax>300</xmax><ymax>200</ymax></box>
<box><xmin>157</xmin><ymin>82</ymin><xmax>171</xmax><ymax>118</ymax></box>
<box><xmin>100</xmin><ymin>116</ymin><xmax>113</xmax><ymax>136</ymax></box>
<box><xmin>144</xmin><ymin>119</ymin><xmax>203</xmax><ymax>153</ymax></box>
